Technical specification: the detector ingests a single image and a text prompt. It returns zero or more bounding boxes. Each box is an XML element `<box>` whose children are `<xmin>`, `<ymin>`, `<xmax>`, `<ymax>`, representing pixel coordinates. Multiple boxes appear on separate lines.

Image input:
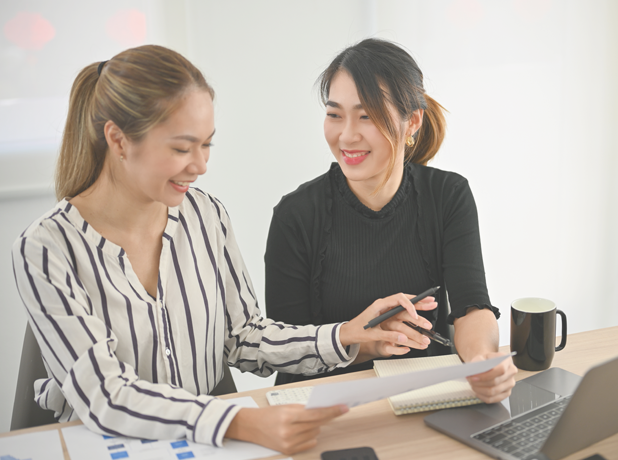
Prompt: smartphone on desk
<box><xmin>321</xmin><ymin>446</ymin><xmax>379</xmax><ymax>460</ymax></box>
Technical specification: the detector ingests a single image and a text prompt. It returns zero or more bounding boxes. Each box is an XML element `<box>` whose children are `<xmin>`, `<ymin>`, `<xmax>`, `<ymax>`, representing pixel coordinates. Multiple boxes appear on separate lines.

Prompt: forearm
<box><xmin>453</xmin><ymin>307</ymin><xmax>499</xmax><ymax>362</ymax></box>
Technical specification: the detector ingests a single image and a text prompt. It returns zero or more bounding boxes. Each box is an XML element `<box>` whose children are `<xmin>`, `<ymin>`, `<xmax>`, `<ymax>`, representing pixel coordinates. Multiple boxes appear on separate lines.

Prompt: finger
<box><xmin>469</xmin><ymin>369</ymin><xmax>510</xmax><ymax>388</ymax></box>
<box><xmin>395</xmin><ymin>293</ymin><xmax>419</xmax><ymax>320</ymax></box>
<box><xmin>406</xmin><ymin>334</ymin><xmax>430</xmax><ymax>349</ymax></box>
<box><xmin>471</xmin><ymin>381</ymin><xmax>515</xmax><ymax>404</ymax></box>
<box><xmin>468</xmin><ymin>361</ymin><xmax>517</xmax><ymax>385</ymax></box>
<box><xmin>388</xmin><ymin>311</ymin><xmax>433</xmax><ymax>330</ymax></box>
<box><xmin>295</xmin><ymin>405</ymin><xmax>348</xmax><ymax>423</ymax></box>
<box><xmin>369</xmin><ymin>330</ymin><xmax>411</xmax><ymax>347</ymax></box>
<box><xmin>382</xmin><ymin>343</ymin><xmax>412</xmax><ymax>355</ymax></box>
<box><xmin>390</xmin><ymin>324</ymin><xmax>431</xmax><ymax>348</ymax></box>
<box><xmin>467</xmin><ymin>354</ymin><xmax>516</xmax><ymax>379</ymax></box>
<box><xmin>467</xmin><ymin>366</ymin><xmax>502</xmax><ymax>383</ymax></box>
<box><xmin>475</xmin><ymin>390</ymin><xmax>512</xmax><ymax>404</ymax></box>
<box><xmin>412</xmin><ymin>297</ymin><xmax>438</xmax><ymax>311</ymax></box>
<box><xmin>381</xmin><ymin>319</ymin><xmax>432</xmax><ymax>344</ymax></box>
<box><xmin>469</xmin><ymin>372</ymin><xmax>517</xmax><ymax>390</ymax></box>
<box><xmin>371</xmin><ymin>293</ymin><xmax>419</xmax><ymax>319</ymax></box>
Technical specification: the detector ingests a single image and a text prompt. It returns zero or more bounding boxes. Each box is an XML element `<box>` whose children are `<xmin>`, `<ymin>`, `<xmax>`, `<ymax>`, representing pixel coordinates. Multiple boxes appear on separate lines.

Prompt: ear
<box><xmin>405</xmin><ymin>109</ymin><xmax>424</xmax><ymax>138</ymax></box>
<box><xmin>103</xmin><ymin>120</ymin><xmax>128</xmax><ymax>160</ymax></box>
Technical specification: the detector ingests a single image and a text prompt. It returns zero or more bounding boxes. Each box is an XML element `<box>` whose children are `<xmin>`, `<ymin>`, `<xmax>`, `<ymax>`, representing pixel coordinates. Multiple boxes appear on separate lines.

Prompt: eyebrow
<box><xmin>326</xmin><ymin>101</ymin><xmax>363</xmax><ymax>110</ymax></box>
<box><xmin>171</xmin><ymin>128</ymin><xmax>216</xmax><ymax>142</ymax></box>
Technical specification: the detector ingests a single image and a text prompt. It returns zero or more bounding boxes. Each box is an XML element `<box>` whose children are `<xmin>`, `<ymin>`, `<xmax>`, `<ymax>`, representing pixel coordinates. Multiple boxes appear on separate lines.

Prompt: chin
<box><xmin>161</xmin><ymin>193</ymin><xmax>187</xmax><ymax>208</ymax></box>
<box><xmin>338</xmin><ymin>161</ymin><xmax>372</xmax><ymax>181</ymax></box>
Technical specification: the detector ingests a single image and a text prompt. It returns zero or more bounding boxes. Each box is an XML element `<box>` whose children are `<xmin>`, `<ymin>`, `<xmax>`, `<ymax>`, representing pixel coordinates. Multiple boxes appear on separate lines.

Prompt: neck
<box><xmin>70</xmin><ymin>169</ymin><xmax>167</xmax><ymax>240</ymax></box>
<box><xmin>346</xmin><ymin>162</ymin><xmax>405</xmax><ymax>212</ymax></box>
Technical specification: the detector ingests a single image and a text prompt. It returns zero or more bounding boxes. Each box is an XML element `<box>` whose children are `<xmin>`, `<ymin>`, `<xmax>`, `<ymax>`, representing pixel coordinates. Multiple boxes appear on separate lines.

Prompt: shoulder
<box><xmin>272</xmin><ymin>166</ymin><xmax>333</xmax><ymax>223</ymax></box>
<box><xmin>407</xmin><ymin>162</ymin><xmax>469</xmax><ymax>192</ymax></box>
<box><xmin>14</xmin><ymin>201</ymin><xmax>73</xmax><ymax>245</ymax></box>
<box><xmin>12</xmin><ymin>201</ymin><xmax>81</xmax><ymax>262</ymax></box>
<box><xmin>181</xmin><ymin>187</ymin><xmax>230</xmax><ymax>222</ymax></box>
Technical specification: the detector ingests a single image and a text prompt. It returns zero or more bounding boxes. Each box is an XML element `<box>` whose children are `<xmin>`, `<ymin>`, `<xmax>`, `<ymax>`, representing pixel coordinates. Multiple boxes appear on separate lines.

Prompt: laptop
<box><xmin>424</xmin><ymin>355</ymin><xmax>618</xmax><ymax>460</ymax></box>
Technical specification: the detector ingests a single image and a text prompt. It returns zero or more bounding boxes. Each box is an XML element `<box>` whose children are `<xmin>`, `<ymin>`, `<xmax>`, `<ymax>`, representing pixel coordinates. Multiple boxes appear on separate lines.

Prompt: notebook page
<box><xmin>375</xmin><ymin>355</ymin><xmax>479</xmax><ymax>408</ymax></box>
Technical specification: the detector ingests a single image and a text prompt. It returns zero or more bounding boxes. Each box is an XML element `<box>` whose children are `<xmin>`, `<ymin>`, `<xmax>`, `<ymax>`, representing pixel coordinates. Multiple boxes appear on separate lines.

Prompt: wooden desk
<box><xmin>2</xmin><ymin>327</ymin><xmax>617</xmax><ymax>460</ymax></box>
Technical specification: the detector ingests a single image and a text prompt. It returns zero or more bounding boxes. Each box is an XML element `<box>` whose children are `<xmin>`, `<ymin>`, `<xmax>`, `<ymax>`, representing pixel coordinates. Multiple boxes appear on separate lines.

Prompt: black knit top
<box><xmin>265</xmin><ymin>162</ymin><xmax>499</xmax><ymax>385</ymax></box>
<box><xmin>321</xmin><ymin>164</ymin><xmax>431</xmax><ymax>324</ymax></box>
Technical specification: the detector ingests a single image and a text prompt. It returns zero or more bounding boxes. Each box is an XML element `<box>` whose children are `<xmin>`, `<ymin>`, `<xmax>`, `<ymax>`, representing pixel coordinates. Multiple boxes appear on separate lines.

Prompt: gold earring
<box><xmin>406</xmin><ymin>135</ymin><xmax>415</xmax><ymax>147</ymax></box>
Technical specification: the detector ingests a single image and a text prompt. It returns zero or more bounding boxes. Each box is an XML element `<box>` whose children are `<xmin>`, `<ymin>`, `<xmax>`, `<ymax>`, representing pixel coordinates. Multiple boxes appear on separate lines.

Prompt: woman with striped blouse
<box><xmin>11</xmin><ymin>45</ymin><xmax>435</xmax><ymax>455</ymax></box>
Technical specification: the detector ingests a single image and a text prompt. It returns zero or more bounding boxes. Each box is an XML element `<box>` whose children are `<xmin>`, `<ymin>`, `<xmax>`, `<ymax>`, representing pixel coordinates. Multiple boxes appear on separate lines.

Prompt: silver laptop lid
<box><xmin>540</xmin><ymin>355</ymin><xmax>618</xmax><ymax>459</ymax></box>
<box><xmin>425</xmin><ymin>355</ymin><xmax>618</xmax><ymax>460</ymax></box>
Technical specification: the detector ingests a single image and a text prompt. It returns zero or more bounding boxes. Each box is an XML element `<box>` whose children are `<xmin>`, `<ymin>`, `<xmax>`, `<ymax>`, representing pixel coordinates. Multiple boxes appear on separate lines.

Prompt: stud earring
<box><xmin>406</xmin><ymin>135</ymin><xmax>415</xmax><ymax>147</ymax></box>
<box><xmin>120</xmin><ymin>155</ymin><xmax>124</xmax><ymax>161</ymax></box>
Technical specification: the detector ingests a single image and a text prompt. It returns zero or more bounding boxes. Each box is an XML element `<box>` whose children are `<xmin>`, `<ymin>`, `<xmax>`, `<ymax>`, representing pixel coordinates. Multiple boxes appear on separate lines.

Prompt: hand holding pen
<box><xmin>338</xmin><ymin>292</ymin><xmax>439</xmax><ymax>357</ymax></box>
<box><xmin>363</xmin><ymin>286</ymin><xmax>452</xmax><ymax>349</ymax></box>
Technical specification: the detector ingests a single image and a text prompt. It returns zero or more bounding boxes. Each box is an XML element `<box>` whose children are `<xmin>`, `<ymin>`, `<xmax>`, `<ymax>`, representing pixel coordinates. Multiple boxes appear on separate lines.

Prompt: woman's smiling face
<box><xmin>323</xmin><ymin>71</ymin><xmax>405</xmax><ymax>190</ymax></box>
<box><xmin>115</xmin><ymin>89</ymin><xmax>215</xmax><ymax>208</ymax></box>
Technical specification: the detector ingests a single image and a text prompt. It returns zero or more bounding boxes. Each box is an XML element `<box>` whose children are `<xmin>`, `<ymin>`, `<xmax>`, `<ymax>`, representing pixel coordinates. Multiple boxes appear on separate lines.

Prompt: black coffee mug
<box><xmin>510</xmin><ymin>298</ymin><xmax>567</xmax><ymax>371</ymax></box>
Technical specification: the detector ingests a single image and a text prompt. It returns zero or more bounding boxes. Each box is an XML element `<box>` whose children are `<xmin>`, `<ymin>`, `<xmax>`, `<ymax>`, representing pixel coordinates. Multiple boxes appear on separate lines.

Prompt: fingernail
<box><xmin>340</xmin><ymin>405</ymin><xmax>349</xmax><ymax>414</ymax></box>
<box><xmin>399</xmin><ymin>334</ymin><xmax>407</xmax><ymax>343</ymax></box>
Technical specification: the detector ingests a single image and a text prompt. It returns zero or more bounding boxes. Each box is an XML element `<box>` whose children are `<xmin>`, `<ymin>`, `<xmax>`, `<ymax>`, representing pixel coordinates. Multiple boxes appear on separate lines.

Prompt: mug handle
<box><xmin>555</xmin><ymin>309</ymin><xmax>567</xmax><ymax>351</ymax></box>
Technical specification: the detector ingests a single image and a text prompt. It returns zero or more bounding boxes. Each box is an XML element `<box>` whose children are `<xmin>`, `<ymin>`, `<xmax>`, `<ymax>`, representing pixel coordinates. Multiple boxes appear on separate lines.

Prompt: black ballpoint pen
<box><xmin>403</xmin><ymin>321</ymin><xmax>453</xmax><ymax>347</ymax></box>
<box><xmin>363</xmin><ymin>286</ymin><xmax>441</xmax><ymax>330</ymax></box>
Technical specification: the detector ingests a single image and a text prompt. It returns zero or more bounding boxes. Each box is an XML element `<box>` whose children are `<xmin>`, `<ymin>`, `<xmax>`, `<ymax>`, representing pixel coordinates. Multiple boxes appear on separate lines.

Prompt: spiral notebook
<box><xmin>373</xmin><ymin>354</ymin><xmax>483</xmax><ymax>415</ymax></box>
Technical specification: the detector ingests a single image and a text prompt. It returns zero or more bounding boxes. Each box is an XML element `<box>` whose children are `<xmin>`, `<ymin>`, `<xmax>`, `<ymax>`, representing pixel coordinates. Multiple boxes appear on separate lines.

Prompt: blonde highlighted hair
<box><xmin>55</xmin><ymin>45</ymin><xmax>213</xmax><ymax>201</ymax></box>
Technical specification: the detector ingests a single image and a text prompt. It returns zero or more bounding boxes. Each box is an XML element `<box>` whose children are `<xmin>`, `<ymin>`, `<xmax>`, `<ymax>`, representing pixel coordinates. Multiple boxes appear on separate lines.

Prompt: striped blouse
<box><xmin>12</xmin><ymin>188</ymin><xmax>357</xmax><ymax>446</ymax></box>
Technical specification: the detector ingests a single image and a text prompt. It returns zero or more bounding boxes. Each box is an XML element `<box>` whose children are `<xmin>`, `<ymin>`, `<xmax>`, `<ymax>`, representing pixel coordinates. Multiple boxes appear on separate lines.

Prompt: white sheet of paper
<box><xmin>61</xmin><ymin>396</ymin><xmax>279</xmax><ymax>460</ymax></box>
<box><xmin>306</xmin><ymin>353</ymin><xmax>514</xmax><ymax>409</ymax></box>
<box><xmin>0</xmin><ymin>429</ymin><xmax>64</xmax><ymax>460</ymax></box>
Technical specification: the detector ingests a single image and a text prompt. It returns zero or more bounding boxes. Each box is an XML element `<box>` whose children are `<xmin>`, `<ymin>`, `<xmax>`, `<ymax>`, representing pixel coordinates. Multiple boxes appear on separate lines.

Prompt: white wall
<box><xmin>374</xmin><ymin>0</ymin><xmax>618</xmax><ymax>339</ymax></box>
<box><xmin>1</xmin><ymin>0</ymin><xmax>616</xmax><ymax>432</ymax></box>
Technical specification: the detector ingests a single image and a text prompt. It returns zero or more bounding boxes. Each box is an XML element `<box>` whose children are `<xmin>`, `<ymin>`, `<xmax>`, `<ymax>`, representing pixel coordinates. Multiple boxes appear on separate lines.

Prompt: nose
<box><xmin>187</xmin><ymin>147</ymin><xmax>209</xmax><ymax>175</ymax></box>
<box><xmin>340</xmin><ymin>118</ymin><xmax>361</xmax><ymax>144</ymax></box>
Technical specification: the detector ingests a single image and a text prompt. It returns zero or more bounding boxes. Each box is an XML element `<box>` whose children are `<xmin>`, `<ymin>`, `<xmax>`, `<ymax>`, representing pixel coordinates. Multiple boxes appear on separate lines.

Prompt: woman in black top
<box><xmin>265</xmin><ymin>38</ymin><xmax>516</xmax><ymax>403</ymax></box>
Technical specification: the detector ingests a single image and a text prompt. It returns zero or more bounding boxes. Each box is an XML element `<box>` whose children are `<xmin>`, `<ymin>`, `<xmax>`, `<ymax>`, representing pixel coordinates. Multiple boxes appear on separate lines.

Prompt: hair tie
<box><xmin>97</xmin><ymin>60</ymin><xmax>108</xmax><ymax>76</ymax></box>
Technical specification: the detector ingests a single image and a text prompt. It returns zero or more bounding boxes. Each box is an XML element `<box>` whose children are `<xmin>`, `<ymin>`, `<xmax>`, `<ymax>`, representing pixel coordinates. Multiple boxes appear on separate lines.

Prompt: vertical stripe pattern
<box><xmin>12</xmin><ymin>188</ymin><xmax>356</xmax><ymax>447</ymax></box>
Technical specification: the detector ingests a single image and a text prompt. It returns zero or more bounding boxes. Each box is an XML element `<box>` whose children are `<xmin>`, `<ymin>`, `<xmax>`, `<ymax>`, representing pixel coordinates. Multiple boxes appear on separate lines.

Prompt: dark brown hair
<box><xmin>55</xmin><ymin>45</ymin><xmax>214</xmax><ymax>200</ymax></box>
<box><xmin>318</xmin><ymin>38</ymin><xmax>446</xmax><ymax>188</ymax></box>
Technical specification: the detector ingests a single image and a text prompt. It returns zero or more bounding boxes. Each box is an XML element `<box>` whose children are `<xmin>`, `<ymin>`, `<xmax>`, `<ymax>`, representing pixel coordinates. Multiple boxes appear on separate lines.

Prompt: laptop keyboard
<box><xmin>471</xmin><ymin>395</ymin><xmax>571</xmax><ymax>459</ymax></box>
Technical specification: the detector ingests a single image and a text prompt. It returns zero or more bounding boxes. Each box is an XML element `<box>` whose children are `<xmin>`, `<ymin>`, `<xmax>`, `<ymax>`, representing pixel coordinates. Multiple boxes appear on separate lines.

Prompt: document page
<box><xmin>306</xmin><ymin>353</ymin><xmax>513</xmax><ymax>409</ymax></box>
<box><xmin>0</xmin><ymin>429</ymin><xmax>64</xmax><ymax>460</ymax></box>
<box><xmin>61</xmin><ymin>396</ymin><xmax>279</xmax><ymax>460</ymax></box>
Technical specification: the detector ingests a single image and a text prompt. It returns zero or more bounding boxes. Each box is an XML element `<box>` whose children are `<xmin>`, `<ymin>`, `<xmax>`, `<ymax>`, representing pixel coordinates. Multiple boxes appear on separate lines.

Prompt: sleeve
<box><xmin>441</xmin><ymin>178</ymin><xmax>500</xmax><ymax>323</ymax></box>
<box><xmin>12</xmin><ymin>231</ymin><xmax>240</xmax><ymax>447</ymax></box>
<box><xmin>264</xmin><ymin>211</ymin><xmax>313</xmax><ymax>325</ymax></box>
<box><xmin>212</xmin><ymin>201</ymin><xmax>359</xmax><ymax>377</ymax></box>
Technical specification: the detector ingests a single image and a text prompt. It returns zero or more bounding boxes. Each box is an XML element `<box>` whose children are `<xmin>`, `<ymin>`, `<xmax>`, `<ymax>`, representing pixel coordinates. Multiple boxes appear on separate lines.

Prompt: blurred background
<box><xmin>1</xmin><ymin>0</ymin><xmax>616</xmax><ymax>432</ymax></box>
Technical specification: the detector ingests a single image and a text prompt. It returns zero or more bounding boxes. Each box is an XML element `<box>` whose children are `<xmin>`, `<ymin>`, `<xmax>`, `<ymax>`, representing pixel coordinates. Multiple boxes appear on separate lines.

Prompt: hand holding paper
<box><xmin>306</xmin><ymin>353</ymin><xmax>515</xmax><ymax>409</ymax></box>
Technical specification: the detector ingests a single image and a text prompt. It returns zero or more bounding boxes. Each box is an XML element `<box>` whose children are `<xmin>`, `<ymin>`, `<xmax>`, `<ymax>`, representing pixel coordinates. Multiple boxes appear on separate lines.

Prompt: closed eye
<box><xmin>326</xmin><ymin>113</ymin><xmax>340</xmax><ymax>118</ymax></box>
<box><xmin>174</xmin><ymin>148</ymin><xmax>190</xmax><ymax>153</ymax></box>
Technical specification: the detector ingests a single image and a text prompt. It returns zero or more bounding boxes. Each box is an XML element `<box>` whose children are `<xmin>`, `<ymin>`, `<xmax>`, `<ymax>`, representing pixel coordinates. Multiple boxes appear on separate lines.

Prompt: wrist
<box><xmin>225</xmin><ymin>408</ymin><xmax>256</xmax><ymax>443</ymax></box>
<box><xmin>339</xmin><ymin>322</ymin><xmax>355</xmax><ymax>348</ymax></box>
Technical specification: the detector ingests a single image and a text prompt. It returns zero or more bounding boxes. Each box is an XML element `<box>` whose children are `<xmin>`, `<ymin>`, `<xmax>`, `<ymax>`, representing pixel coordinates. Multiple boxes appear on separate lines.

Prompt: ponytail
<box><xmin>405</xmin><ymin>94</ymin><xmax>447</xmax><ymax>165</ymax></box>
<box><xmin>54</xmin><ymin>45</ymin><xmax>213</xmax><ymax>201</ymax></box>
<box><xmin>55</xmin><ymin>63</ymin><xmax>106</xmax><ymax>201</ymax></box>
